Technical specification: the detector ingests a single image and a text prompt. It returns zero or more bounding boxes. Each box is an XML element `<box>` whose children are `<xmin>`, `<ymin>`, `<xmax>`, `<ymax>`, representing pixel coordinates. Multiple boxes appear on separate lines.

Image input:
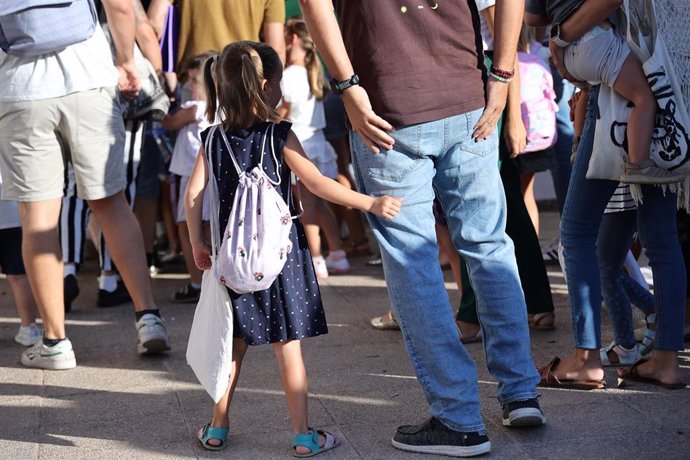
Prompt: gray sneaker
<box><xmin>15</xmin><ymin>323</ymin><xmax>43</xmax><ymax>347</ymax></box>
<box><xmin>136</xmin><ymin>313</ymin><xmax>171</xmax><ymax>355</ymax></box>
<box><xmin>620</xmin><ymin>160</ymin><xmax>685</xmax><ymax>185</ymax></box>
<box><xmin>21</xmin><ymin>338</ymin><xmax>76</xmax><ymax>370</ymax></box>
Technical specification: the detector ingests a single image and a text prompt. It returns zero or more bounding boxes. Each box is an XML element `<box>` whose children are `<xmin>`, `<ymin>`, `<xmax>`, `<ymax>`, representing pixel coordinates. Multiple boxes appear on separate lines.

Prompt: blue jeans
<box><xmin>597</xmin><ymin>210</ymin><xmax>654</xmax><ymax>346</ymax></box>
<box><xmin>550</xmin><ymin>74</ymin><xmax>575</xmax><ymax>214</ymax></box>
<box><xmin>350</xmin><ymin>108</ymin><xmax>540</xmax><ymax>432</ymax></box>
<box><xmin>561</xmin><ymin>86</ymin><xmax>687</xmax><ymax>351</ymax></box>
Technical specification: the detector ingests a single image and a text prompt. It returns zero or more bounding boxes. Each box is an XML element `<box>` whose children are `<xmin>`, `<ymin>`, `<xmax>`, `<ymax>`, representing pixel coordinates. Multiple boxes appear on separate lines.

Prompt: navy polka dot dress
<box><xmin>201</xmin><ymin>121</ymin><xmax>328</xmax><ymax>346</ymax></box>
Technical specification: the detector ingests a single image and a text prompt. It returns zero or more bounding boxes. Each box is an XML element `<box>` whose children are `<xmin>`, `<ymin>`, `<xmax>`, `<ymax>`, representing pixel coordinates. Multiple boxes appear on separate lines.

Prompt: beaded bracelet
<box><xmin>489</xmin><ymin>64</ymin><xmax>515</xmax><ymax>79</ymax></box>
<box><xmin>489</xmin><ymin>71</ymin><xmax>513</xmax><ymax>83</ymax></box>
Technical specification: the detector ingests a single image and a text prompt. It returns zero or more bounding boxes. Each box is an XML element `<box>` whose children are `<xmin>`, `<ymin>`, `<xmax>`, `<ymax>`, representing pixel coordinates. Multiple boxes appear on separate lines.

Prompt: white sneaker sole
<box><xmin>502</xmin><ymin>408</ymin><xmax>546</xmax><ymax>427</ymax></box>
<box><xmin>391</xmin><ymin>439</ymin><xmax>491</xmax><ymax>457</ymax></box>
<box><xmin>21</xmin><ymin>352</ymin><xmax>77</xmax><ymax>370</ymax></box>
<box><xmin>137</xmin><ymin>338</ymin><xmax>171</xmax><ymax>355</ymax></box>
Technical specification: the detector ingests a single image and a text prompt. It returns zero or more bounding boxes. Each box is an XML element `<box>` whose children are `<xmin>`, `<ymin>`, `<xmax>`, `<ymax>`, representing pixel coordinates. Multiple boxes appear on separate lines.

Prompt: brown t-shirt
<box><xmin>334</xmin><ymin>1</ymin><xmax>486</xmax><ymax>127</ymax></box>
<box><xmin>176</xmin><ymin>0</ymin><xmax>285</xmax><ymax>67</ymax></box>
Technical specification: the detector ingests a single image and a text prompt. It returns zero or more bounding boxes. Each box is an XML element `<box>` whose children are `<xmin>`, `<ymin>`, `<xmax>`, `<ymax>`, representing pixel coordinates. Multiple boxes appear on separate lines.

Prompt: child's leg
<box><xmin>519</xmin><ymin>172</ymin><xmax>539</xmax><ymax>235</ymax></box>
<box><xmin>315</xmin><ymin>199</ymin><xmax>344</xmax><ymax>253</ymax></box>
<box><xmin>273</xmin><ymin>340</ymin><xmax>327</xmax><ymax>454</ymax></box>
<box><xmin>299</xmin><ymin>188</ymin><xmax>323</xmax><ymax>258</ymax></box>
<box><xmin>206</xmin><ymin>338</ymin><xmax>248</xmax><ymax>446</ymax></box>
<box><xmin>612</xmin><ymin>55</ymin><xmax>657</xmax><ymax>166</ymax></box>
<box><xmin>8</xmin><ymin>274</ymin><xmax>39</xmax><ymax>327</ymax></box>
<box><xmin>177</xmin><ymin>222</ymin><xmax>202</xmax><ymax>286</ymax></box>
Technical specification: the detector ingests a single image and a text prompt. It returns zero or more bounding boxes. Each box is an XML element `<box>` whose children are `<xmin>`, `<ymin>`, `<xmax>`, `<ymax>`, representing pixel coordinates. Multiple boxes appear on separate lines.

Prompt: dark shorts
<box><xmin>0</xmin><ymin>227</ymin><xmax>25</xmax><ymax>275</ymax></box>
<box><xmin>513</xmin><ymin>147</ymin><xmax>558</xmax><ymax>174</ymax></box>
<box><xmin>136</xmin><ymin>123</ymin><xmax>164</xmax><ymax>199</ymax></box>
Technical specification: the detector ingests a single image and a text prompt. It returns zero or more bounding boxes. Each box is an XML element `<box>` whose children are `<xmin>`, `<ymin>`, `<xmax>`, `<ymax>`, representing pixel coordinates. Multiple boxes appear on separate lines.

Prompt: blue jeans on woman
<box><xmin>560</xmin><ymin>85</ymin><xmax>686</xmax><ymax>351</ymax></box>
<box><xmin>350</xmin><ymin>107</ymin><xmax>540</xmax><ymax>433</ymax></box>
<box><xmin>597</xmin><ymin>210</ymin><xmax>654</xmax><ymax>346</ymax></box>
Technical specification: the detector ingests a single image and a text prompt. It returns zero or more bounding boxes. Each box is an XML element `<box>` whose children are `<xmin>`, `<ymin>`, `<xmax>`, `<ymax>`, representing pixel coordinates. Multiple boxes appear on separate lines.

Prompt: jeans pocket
<box><xmin>354</xmin><ymin>127</ymin><xmax>424</xmax><ymax>182</ymax></box>
<box><xmin>458</xmin><ymin>136</ymin><xmax>498</xmax><ymax>157</ymax></box>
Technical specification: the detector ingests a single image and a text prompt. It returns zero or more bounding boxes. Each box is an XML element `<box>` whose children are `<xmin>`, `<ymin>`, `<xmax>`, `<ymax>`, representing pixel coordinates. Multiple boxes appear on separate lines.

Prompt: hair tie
<box><xmin>213</xmin><ymin>54</ymin><xmax>218</xmax><ymax>63</ymax></box>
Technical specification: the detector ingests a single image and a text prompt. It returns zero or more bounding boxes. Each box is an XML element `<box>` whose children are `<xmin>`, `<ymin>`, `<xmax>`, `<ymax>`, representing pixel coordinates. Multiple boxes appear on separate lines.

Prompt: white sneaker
<box><xmin>325</xmin><ymin>250</ymin><xmax>351</xmax><ymax>274</ymax></box>
<box><xmin>21</xmin><ymin>338</ymin><xmax>76</xmax><ymax>370</ymax></box>
<box><xmin>135</xmin><ymin>313</ymin><xmax>171</xmax><ymax>355</ymax></box>
<box><xmin>313</xmin><ymin>255</ymin><xmax>329</xmax><ymax>279</ymax></box>
<box><xmin>15</xmin><ymin>323</ymin><xmax>43</xmax><ymax>347</ymax></box>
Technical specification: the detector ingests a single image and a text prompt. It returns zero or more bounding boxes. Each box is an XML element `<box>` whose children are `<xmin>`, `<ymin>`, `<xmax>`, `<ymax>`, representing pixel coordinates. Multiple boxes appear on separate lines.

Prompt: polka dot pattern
<box><xmin>201</xmin><ymin>122</ymin><xmax>328</xmax><ymax>346</ymax></box>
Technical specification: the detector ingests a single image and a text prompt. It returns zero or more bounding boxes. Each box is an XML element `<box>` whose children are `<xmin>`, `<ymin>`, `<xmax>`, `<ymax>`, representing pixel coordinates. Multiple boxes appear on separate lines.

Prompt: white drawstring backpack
<box><xmin>206</xmin><ymin>123</ymin><xmax>295</xmax><ymax>294</ymax></box>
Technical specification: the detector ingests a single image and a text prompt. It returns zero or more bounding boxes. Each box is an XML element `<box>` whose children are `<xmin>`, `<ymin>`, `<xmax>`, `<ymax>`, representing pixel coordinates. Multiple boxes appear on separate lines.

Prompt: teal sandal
<box><xmin>197</xmin><ymin>423</ymin><xmax>229</xmax><ymax>451</ymax></box>
<box><xmin>292</xmin><ymin>428</ymin><xmax>341</xmax><ymax>458</ymax></box>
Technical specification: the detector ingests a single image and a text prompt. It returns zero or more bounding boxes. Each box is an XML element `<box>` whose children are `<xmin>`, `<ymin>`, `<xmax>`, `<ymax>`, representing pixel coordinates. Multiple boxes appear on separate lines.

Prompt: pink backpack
<box><xmin>518</xmin><ymin>44</ymin><xmax>559</xmax><ymax>153</ymax></box>
<box><xmin>205</xmin><ymin>124</ymin><xmax>294</xmax><ymax>294</ymax></box>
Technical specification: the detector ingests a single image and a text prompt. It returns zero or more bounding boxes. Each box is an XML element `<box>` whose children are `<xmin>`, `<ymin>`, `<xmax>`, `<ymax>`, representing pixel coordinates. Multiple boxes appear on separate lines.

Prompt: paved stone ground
<box><xmin>1</xmin><ymin>211</ymin><xmax>689</xmax><ymax>459</ymax></box>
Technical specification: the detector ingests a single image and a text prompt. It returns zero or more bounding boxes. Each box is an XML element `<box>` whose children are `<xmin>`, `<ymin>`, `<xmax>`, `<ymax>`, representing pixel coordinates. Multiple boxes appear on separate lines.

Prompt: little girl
<box><xmin>164</xmin><ymin>52</ymin><xmax>213</xmax><ymax>303</ymax></box>
<box><xmin>277</xmin><ymin>19</ymin><xmax>350</xmax><ymax>279</ymax></box>
<box><xmin>185</xmin><ymin>42</ymin><xmax>401</xmax><ymax>455</ymax></box>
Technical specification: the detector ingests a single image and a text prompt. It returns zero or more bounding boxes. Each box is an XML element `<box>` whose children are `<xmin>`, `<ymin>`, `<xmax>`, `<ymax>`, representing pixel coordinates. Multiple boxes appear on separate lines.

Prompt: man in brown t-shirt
<box><xmin>300</xmin><ymin>0</ymin><xmax>544</xmax><ymax>456</ymax></box>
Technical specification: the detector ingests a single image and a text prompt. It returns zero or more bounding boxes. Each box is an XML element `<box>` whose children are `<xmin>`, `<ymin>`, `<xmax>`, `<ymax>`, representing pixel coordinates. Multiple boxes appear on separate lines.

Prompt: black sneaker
<box><xmin>172</xmin><ymin>283</ymin><xmax>201</xmax><ymax>303</ymax></box>
<box><xmin>392</xmin><ymin>417</ymin><xmax>491</xmax><ymax>457</ymax></box>
<box><xmin>502</xmin><ymin>398</ymin><xmax>546</xmax><ymax>427</ymax></box>
<box><xmin>64</xmin><ymin>274</ymin><xmax>80</xmax><ymax>314</ymax></box>
<box><xmin>97</xmin><ymin>282</ymin><xmax>132</xmax><ymax>308</ymax></box>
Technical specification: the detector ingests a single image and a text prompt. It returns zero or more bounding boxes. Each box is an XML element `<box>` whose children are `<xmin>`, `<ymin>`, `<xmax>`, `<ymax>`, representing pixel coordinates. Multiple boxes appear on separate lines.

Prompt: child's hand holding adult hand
<box><xmin>369</xmin><ymin>196</ymin><xmax>402</xmax><ymax>220</ymax></box>
<box><xmin>192</xmin><ymin>241</ymin><xmax>213</xmax><ymax>271</ymax></box>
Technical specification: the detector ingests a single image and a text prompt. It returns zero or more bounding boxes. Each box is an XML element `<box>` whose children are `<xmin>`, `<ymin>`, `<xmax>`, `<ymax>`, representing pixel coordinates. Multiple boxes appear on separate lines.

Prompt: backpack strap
<box><xmin>258</xmin><ymin>123</ymin><xmax>284</xmax><ymax>186</ymax></box>
<box><xmin>204</xmin><ymin>125</ymin><xmax>220</xmax><ymax>260</ymax></box>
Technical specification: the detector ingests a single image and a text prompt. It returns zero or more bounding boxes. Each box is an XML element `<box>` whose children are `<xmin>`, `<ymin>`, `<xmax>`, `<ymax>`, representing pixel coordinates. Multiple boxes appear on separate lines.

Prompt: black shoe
<box><xmin>172</xmin><ymin>283</ymin><xmax>201</xmax><ymax>303</ymax></box>
<box><xmin>64</xmin><ymin>274</ymin><xmax>80</xmax><ymax>314</ymax></box>
<box><xmin>392</xmin><ymin>417</ymin><xmax>491</xmax><ymax>457</ymax></box>
<box><xmin>502</xmin><ymin>398</ymin><xmax>546</xmax><ymax>427</ymax></box>
<box><xmin>97</xmin><ymin>282</ymin><xmax>132</xmax><ymax>308</ymax></box>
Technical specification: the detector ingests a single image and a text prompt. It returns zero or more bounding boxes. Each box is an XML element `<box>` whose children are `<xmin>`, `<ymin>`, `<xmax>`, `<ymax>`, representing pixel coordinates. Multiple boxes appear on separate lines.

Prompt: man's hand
<box><xmin>504</xmin><ymin>116</ymin><xmax>527</xmax><ymax>158</ymax></box>
<box><xmin>342</xmin><ymin>86</ymin><xmax>395</xmax><ymax>154</ymax></box>
<box><xmin>117</xmin><ymin>59</ymin><xmax>141</xmax><ymax>100</ymax></box>
<box><xmin>473</xmin><ymin>79</ymin><xmax>509</xmax><ymax>141</ymax></box>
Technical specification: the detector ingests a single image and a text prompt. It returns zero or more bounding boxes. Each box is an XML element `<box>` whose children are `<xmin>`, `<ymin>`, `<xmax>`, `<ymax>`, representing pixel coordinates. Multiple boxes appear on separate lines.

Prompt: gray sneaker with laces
<box><xmin>136</xmin><ymin>313</ymin><xmax>171</xmax><ymax>355</ymax></box>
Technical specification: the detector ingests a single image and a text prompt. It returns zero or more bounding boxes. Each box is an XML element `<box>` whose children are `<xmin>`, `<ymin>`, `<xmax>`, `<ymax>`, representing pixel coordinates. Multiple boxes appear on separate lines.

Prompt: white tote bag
<box><xmin>587</xmin><ymin>0</ymin><xmax>690</xmax><ymax>202</ymax></box>
<box><xmin>186</xmin><ymin>133</ymin><xmax>234</xmax><ymax>403</ymax></box>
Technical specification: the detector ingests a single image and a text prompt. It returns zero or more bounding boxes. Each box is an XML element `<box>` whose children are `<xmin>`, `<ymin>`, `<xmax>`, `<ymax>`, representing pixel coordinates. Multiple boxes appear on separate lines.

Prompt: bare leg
<box><xmin>300</xmin><ymin>187</ymin><xmax>323</xmax><ymax>257</ymax></box>
<box><xmin>207</xmin><ymin>339</ymin><xmax>249</xmax><ymax>447</ymax></box>
<box><xmin>549</xmin><ymin>348</ymin><xmax>604</xmax><ymax>382</ymax></box>
<box><xmin>520</xmin><ymin>172</ymin><xmax>540</xmax><ymax>235</ymax></box>
<box><xmin>18</xmin><ymin>199</ymin><xmax>64</xmax><ymax>339</ymax></box>
<box><xmin>315</xmin><ymin>199</ymin><xmax>343</xmax><ymax>252</ymax></box>
<box><xmin>178</xmin><ymin>222</ymin><xmax>202</xmax><ymax>285</ymax></box>
<box><xmin>619</xmin><ymin>349</ymin><xmax>685</xmax><ymax>386</ymax></box>
<box><xmin>160</xmin><ymin>178</ymin><xmax>180</xmax><ymax>255</ymax></box>
<box><xmin>88</xmin><ymin>192</ymin><xmax>156</xmax><ymax>310</ymax></box>
<box><xmin>7</xmin><ymin>275</ymin><xmax>39</xmax><ymax>327</ymax></box>
<box><xmin>273</xmin><ymin>340</ymin><xmax>325</xmax><ymax>455</ymax></box>
<box><xmin>612</xmin><ymin>55</ymin><xmax>657</xmax><ymax>165</ymax></box>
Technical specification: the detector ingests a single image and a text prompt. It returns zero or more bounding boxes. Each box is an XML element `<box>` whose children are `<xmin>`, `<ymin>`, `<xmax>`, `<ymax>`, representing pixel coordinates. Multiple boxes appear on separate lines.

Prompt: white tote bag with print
<box><xmin>587</xmin><ymin>0</ymin><xmax>690</xmax><ymax>206</ymax></box>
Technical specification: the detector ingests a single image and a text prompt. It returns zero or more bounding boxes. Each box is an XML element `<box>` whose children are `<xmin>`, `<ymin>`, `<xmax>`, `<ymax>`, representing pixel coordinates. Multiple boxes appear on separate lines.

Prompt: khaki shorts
<box><xmin>564</xmin><ymin>26</ymin><xmax>630</xmax><ymax>88</ymax></box>
<box><xmin>0</xmin><ymin>87</ymin><xmax>126</xmax><ymax>201</ymax></box>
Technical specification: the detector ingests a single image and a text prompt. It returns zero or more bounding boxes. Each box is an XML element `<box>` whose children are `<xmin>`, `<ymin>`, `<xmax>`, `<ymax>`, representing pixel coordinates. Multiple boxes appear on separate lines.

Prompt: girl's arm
<box><xmin>184</xmin><ymin>147</ymin><xmax>212</xmax><ymax>271</ymax></box>
<box><xmin>283</xmin><ymin>131</ymin><xmax>402</xmax><ymax>220</ymax></box>
<box><xmin>276</xmin><ymin>100</ymin><xmax>291</xmax><ymax>120</ymax></box>
<box><xmin>161</xmin><ymin>105</ymin><xmax>197</xmax><ymax>131</ymax></box>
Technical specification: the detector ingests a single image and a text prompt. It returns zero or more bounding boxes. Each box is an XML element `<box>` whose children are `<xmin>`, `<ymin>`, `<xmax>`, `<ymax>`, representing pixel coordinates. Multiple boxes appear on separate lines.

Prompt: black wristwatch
<box><xmin>329</xmin><ymin>74</ymin><xmax>360</xmax><ymax>94</ymax></box>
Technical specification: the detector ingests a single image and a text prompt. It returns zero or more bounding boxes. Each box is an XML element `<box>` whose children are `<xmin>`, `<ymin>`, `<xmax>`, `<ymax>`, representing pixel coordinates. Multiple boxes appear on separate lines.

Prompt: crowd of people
<box><xmin>0</xmin><ymin>0</ymin><xmax>688</xmax><ymax>457</ymax></box>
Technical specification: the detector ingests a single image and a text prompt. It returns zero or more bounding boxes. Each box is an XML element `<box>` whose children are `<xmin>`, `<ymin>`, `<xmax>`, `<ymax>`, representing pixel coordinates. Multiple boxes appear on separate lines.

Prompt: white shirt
<box><xmin>280</xmin><ymin>65</ymin><xmax>326</xmax><ymax>141</ymax></box>
<box><xmin>169</xmin><ymin>100</ymin><xmax>210</xmax><ymax>177</ymax></box>
<box><xmin>0</xmin><ymin>178</ymin><xmax>20</xmax><ymax>230</ymax></box>
<box><xmin>0</xmin><ymin>25</ymin><xmax>119</xmax><ymax>102</ymax></box>
<box><xmin>475</xmin><ymin>0</ymin><xmax>496</xmax><ymax>51</ymax></box>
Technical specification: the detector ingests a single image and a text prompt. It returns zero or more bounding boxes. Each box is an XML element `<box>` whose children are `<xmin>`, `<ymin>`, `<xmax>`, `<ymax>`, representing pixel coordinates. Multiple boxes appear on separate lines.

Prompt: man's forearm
<box><xmin>103</xmin><ymin>0</ymin><xmax>136</xmax><ymax>64</ymax></box>
<box><xmin>559</xmin><ymin>0</ymin><xmax>622</xmax><ymax>41</ymax></box>
<box><xmin>492</xmin><ymin>0</ymin><xmax>524</xmax><ymax>72</ymax></box>
<box><xmin>133</xmin><ymin>0</ymin><xmax>162</xmax><ymax>73</ymax></box>
<box><xmin>298</xmin><ymin>0</ymin><xmax>353</xmax><ymax>81</ymax></box>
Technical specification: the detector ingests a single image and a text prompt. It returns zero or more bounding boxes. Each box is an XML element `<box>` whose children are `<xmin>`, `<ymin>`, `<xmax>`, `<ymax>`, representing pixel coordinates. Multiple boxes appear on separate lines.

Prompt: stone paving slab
<box><xmin>1</xmin><ymin>211</ymin><xmax>689</xmax><ymax>459</ymax></box>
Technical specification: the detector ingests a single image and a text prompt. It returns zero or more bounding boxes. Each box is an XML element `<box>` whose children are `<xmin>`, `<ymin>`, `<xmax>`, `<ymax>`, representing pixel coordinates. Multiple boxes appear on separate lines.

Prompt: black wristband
<box><xmin>329</xmin><ymin>74</ymin><xmax>360</xmax><ymax>94</ymax></box>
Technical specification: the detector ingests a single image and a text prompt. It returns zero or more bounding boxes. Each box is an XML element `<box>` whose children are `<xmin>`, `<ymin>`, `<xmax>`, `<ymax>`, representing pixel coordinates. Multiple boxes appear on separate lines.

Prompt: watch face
<box><xmin>550</xmin><ymin>25</ymin><xmax>558</xmax><ymax>39</ymax></box>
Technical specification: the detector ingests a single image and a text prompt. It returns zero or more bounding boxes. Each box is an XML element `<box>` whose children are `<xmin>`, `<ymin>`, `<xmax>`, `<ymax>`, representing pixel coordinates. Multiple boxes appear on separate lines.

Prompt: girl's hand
<box><xmin>369</xmin><ymin>195</ymin><xmax>402</xmax><ymax>220</ymax></box>
<box><xmin>504</xmin><ymin>116</ymin><xmax>527</xmax><ymax>159</ymax></box>
<box><xmin>192</xmin><ymin>241</ymin><xmax>213</xmax><ymax>271</ymax></box>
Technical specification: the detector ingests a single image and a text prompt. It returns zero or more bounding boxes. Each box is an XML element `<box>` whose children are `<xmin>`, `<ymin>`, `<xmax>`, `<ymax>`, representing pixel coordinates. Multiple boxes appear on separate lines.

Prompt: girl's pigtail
<box><xmin>239</xmin><ymin>51</ymin><xmax>280</xmax><ymax>123</ymax></box>
<box><xmin>204</xmin><ymin>55</ymin><xmax>218</xmax><ymax>124</ymax></box>
<box><xmin>305</xmin><ymin>48</ymin><xmax>327</xmax><ymax>101</ymax></box>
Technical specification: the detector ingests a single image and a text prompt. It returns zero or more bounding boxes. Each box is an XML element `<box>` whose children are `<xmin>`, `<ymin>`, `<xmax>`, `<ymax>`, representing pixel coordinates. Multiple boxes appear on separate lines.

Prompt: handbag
<box><xmin>587</xmin><ymin>0</ymin><xmax>690</xmax><ymax>206</ymax></box>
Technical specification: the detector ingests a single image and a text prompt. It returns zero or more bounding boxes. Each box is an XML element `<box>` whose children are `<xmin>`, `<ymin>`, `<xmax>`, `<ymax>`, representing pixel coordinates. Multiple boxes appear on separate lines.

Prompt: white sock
<box><xmin>63</xmin><ymin>263</ymin><xmax>76</xmax><ymax>277</ymax></box>
<box><xmin>99</xmin><ymin>274</ymin><xmax>118</xmax><ymax>292</ymax></box>
<box><xmin>190</xmin><ymin>282</ymin><xmax>202</xmax><ymax>290</ymax></box>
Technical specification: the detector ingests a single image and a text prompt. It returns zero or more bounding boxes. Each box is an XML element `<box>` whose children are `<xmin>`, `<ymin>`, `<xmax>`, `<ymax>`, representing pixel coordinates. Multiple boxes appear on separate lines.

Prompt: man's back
<box><xmin>176</xmin><ymin>0</ymin><xmax>284</xmax><ymax>65</ymax></box>
<box><xmin>333</xmin><ymin>0</ymin><xmax>486</xmax><ymax>127</ymax></box>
